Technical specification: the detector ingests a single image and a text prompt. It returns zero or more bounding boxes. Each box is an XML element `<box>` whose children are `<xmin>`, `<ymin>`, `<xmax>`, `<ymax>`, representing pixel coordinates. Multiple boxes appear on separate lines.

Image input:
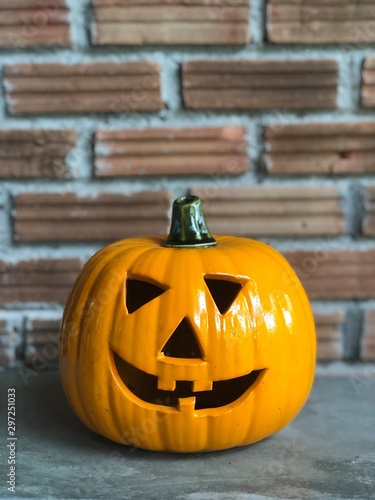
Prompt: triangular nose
<box><xmin>162</xmin><ymin>318</ymin><xmax>203</xmax><ymax>359</ymax></box>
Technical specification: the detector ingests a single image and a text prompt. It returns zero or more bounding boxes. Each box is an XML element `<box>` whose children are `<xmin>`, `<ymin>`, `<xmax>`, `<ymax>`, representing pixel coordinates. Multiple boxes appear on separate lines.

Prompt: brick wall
<box><xmin>1</xmin><ymin>0</ymin><xmax>375</xmax><ymax>370</ymax></box>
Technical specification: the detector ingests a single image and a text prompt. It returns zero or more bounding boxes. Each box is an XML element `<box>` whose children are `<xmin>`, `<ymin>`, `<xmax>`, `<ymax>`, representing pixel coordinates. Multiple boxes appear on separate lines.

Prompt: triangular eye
<box><xmin>126</xmin><ymin>279</ymin><xmax>165</xmax><ymax>314</ymax></box>
<box><xmin>204</xmin><ymin>277</ymin><xmax>243</xmax><ymax>314</ymax></box>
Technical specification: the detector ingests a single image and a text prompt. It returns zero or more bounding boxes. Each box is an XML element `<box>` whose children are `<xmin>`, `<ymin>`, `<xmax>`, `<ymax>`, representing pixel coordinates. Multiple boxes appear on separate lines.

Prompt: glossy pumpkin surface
<box><xmin>60</xmin><ymin>197</ymin><xmax>316</xmax><ymax>453</ymax></box>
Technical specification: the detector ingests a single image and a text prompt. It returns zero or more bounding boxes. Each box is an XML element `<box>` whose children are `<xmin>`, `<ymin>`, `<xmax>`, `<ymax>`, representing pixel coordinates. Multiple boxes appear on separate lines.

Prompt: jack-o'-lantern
<box><xmin>60</xmin><ymin>196</ymin><xmax>316</xmax><ymax>453</ymax></box>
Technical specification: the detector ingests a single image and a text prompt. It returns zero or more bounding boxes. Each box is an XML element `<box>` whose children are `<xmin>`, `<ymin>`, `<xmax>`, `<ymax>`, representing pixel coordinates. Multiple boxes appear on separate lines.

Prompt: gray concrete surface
<box><xmin>0</xmin><ymin>369</ymin><xmax>374</xmax><ymax>500</ymax></box>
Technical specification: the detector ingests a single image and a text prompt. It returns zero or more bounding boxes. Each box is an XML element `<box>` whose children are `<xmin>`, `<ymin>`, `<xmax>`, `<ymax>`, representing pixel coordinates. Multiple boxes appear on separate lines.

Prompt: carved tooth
<box><xmin>157</xmin><ymin>377</ymin><xmax>176</xmax><ymax>391</ymax></box>
<box><xmin>192</xmin><ymin>380</ymin><xmax>213</xmax><ymax>392</ymax></box>
<box><xmin>178</xmin><ymin>396</ymin><xmax>196</xmax><ymax>414</ymax></box>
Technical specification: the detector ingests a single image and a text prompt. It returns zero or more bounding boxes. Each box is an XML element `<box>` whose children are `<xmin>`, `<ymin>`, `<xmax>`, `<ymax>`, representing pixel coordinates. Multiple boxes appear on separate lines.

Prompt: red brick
<box><xmin>267</xmin><ymin>1</ymin><xmax>375</xmax><ymax>44</ymax></box>
<box><xmin>0</xmin><ymin>0</ymin><xmax>66</xmax><ymax>5</ymax></box>
<box><xmin>13</xmin><ymin>190</ymin><xmax>171</xmax><ymax>242</ymax></box>
<box><xmin>265</xmin><ymin>122</ymin><xmax>375</xmax><ymax>176</ymax></box>
<box><xmin>182</xmin><ymin>60</ymin><xmax>338</xmax><ymax>110</ymax></box>
<box><xmin>0</xmin><ymin>259</ymin><xmax>82</xmax><ymax>304</ymax></box>
<box><xmin>314</xmin><ymin>311</ymin><xmax>344</xmax><ymax>361</ymax></box>
<box><xmin>0</xmin><ymin>1</ymin><xmax>70</xmax><ymax>48</ymax></box>
<box><xmin>362</xmin><ymin>57</ymin><xmax>375</xmax><ymax>107</ymax></box>
<box><xmin>5</xmin><ymin>62</ymin><xmax>163</xmax><ymax>115</ymax></box>
<box><xmin>363</xmin><ymin>186</ymin><xmax>375</xmax><ymax>236</ymax></box>
<box><xmin>362</xmin><ymin>310</ymin><xmax>375</xmax><ymax>360</ymax></box>
<box><xmin>95</xmin><ymin>126</ymin><xmax>249</xmax><ymax>177</ymax></box>
<box><xmin>92</xmin><ymin>0</ymin><xmax>250</xmax><ymax>45</ymax></box>
<box><xmin>25</xmin><ymin>319</ymin><xmax>60</xmax><ymax>369</ymax></box>
<box><xmin>0</xmin><ymin>129</ymin><xmax>75</xmax><ymax>179</ymax></box>
<box><xmin>283</xmin><ymin>249</ymin><xmax>375</xmax><ymax>300</ymax></box>
<box><xmin>190</xmin><ymin>186</ymin><xmax>345</xmax><ymax>237</ymax></box>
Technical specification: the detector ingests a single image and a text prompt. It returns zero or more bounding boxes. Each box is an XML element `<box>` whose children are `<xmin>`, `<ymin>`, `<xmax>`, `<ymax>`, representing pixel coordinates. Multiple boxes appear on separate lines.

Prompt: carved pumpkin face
<box><xmin>60</xmin><ymin>197</ymin><xmax>315</xmax><ymax>452</ymax></box>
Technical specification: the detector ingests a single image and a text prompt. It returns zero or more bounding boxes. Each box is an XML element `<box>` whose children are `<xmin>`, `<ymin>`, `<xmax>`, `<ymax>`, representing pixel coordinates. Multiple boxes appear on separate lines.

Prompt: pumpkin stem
<box><xmin>163</xmin><ymin>196</ymin><xmax>217</xmax><ymax>248</ymax></box>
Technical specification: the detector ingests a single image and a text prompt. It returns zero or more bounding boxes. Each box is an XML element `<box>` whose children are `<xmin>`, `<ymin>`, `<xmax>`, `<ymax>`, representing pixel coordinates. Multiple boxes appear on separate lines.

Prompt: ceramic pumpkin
<box><xmin>60</xmin><ymin>196</ymin><xmax>316</xmax><ymax>453</ymax></box>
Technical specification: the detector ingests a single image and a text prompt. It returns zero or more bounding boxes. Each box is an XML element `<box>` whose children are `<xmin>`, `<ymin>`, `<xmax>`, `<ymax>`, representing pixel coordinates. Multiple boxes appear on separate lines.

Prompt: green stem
<box><xmin>163</xmin><ymin>196</ymin><xmax>217</xmax><ymax>248</ymax></box>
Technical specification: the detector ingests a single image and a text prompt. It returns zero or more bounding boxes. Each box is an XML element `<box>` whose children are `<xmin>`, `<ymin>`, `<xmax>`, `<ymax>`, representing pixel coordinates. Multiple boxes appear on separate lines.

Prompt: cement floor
<box><xmin>0</xmin><ymin>369</ymin><xmax>374</xmax><ymax>500</ymax></box>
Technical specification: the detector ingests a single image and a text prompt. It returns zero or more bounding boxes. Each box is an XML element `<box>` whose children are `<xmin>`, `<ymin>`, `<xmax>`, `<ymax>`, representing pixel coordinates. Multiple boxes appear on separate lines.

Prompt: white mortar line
<box><xmin>66</xmin><ymin>0</ymin><xmax>91</xmax><ymax>51</ymax></box>
<box><xmin>250</xmin><ymin>0</ymin><xmax>267</xmax><ymax>46</ymax></box>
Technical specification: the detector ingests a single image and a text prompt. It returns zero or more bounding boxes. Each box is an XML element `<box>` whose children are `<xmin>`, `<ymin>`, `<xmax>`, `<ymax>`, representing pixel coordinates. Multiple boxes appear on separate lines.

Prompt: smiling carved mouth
<box><xmin>114</xmin><ymin>353</ymin><xmax>265</xmax><ymax>410</ymax></box>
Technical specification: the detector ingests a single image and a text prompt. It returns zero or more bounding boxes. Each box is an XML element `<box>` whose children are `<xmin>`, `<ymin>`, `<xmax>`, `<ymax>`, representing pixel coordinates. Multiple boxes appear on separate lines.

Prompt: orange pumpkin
<box><xmin>60</xmin><ymin>196</ymin><xmax>316</xmax><ymax>452</ymax></box>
